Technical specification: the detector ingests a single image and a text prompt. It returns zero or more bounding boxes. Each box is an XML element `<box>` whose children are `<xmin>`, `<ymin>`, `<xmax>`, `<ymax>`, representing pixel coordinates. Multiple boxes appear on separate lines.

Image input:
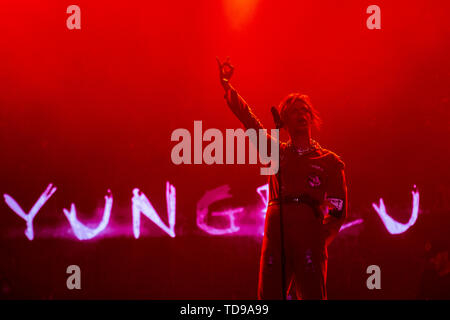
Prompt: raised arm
<box><xmin>216</xmin><ymin>57</ymin><xmax>281</xmax><ymax>176</ymax></box>
<box><xmin>216</xmin><ymin>57</ymin><xmax>265</xmax><ymax>131</ymax></box>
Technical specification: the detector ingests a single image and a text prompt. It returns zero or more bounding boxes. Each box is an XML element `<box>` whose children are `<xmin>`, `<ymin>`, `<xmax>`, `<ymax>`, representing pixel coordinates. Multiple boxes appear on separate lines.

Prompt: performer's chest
<box><xmin>279</xmin><ymin>150</ymin><xmax>330</xmax><ymax>194</ymax></box>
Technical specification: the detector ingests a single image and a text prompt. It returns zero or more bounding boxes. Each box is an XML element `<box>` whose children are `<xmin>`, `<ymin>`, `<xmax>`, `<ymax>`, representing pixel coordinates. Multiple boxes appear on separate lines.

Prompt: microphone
<box><xmin>271</xmin><ymin>106</ymin><xmax>283</xmax><ymax>129</ymax></box>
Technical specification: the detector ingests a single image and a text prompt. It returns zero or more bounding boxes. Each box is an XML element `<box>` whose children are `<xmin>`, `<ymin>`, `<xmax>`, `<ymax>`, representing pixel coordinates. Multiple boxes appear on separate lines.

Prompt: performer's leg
<box><xmin>293</xmin><ymin>247</ymin><xmax>327</xmax><ymax>300</ymax></box>
<box><xmin>257</xmin><ymin>207</ymin><xmax>293</xmax><ymax>300</ymax></box>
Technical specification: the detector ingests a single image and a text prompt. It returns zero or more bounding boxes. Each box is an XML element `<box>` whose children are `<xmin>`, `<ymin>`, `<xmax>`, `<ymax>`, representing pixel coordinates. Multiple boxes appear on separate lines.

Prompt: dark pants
<box><xmin>257</xmin><ymin>204</ymin><xmax>328</xmax><ymax>300</ymax></box>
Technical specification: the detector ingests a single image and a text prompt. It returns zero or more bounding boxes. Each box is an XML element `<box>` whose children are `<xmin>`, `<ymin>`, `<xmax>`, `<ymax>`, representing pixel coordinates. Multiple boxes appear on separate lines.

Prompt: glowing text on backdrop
<box><xmin>3</xmin><ymin>183</ymin><xmax>420</xmax><ymax>240</ymax></box>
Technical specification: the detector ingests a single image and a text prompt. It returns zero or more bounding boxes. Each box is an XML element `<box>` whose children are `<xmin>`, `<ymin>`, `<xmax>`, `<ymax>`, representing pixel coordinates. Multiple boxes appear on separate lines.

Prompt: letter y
<box><xmin>3</xmin><ymin>184</ymin><xmax>57</xmax><ymax>240</ymax></box>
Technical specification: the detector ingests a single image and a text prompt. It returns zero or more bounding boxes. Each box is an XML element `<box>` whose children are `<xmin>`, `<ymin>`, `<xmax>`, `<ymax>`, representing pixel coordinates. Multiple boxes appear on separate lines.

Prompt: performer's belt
<box><xmin>268</xmin><ymin>194</ymin><xmax>322</xmax><ymax>219</ymax></box>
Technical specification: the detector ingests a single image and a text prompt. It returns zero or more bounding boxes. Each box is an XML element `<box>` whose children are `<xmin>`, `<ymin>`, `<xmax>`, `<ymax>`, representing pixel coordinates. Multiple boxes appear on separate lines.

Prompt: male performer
<box><xmin>217</xmin><ymin>57</ymin><xmax>348</xmax><ymax>300</ymax></box>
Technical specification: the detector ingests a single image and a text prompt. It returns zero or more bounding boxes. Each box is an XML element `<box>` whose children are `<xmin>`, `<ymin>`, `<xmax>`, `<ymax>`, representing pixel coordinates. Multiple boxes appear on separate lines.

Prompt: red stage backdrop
<box><xmin>0</xmin><ymin>0</ymin><xmax>449</xmax><ymax>299</ymax></box>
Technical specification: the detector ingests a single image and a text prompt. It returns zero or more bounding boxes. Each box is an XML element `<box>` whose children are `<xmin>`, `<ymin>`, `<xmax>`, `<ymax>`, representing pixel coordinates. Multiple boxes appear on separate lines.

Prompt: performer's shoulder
<box><xmin>320</xmin><ymin>147</ymin><xmax>345</xmax><ymax>170</ymax></box>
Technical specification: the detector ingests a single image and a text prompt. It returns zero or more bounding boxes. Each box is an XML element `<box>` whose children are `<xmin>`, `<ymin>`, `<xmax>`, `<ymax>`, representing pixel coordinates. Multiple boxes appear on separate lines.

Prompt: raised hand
<box><xmin>216</xmin><ymin>56</ymin><xmax>234</xmax><ymax>90</ymax></box>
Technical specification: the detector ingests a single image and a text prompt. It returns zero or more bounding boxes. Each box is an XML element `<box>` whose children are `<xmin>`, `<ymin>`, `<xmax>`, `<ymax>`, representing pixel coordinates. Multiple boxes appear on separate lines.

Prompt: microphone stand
<box><xmin>271</xmin><ymin>106</ymin><xmax>287</xmax><ymax>300</ymax></box>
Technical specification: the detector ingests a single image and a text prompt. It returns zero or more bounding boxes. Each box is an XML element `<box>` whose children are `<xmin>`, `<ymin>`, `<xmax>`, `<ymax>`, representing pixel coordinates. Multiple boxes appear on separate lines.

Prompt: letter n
<box><xmin>132</xmin><ymin>182</ymin><xmax>176</xmax><ymax>238</ymax></box>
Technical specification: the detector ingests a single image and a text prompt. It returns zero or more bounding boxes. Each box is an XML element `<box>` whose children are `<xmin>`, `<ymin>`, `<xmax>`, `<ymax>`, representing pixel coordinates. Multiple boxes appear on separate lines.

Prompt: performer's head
<box><xmin>279</xmin><ymin>93</ymin><xmax>321</xmax><ymax>136</ymax></box>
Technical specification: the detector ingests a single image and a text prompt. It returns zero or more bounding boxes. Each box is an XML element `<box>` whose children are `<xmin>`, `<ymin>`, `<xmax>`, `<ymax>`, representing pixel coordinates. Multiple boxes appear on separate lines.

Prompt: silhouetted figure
<box><xmin>217</xmin><ymin>57</ymin><xmax>347</xmax><ymax>300</ymax></box>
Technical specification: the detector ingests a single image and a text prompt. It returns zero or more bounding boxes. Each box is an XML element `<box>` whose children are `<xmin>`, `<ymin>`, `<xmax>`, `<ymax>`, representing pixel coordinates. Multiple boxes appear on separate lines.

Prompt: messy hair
<box><xmin>278</xmin><ymin>93</ymin><xmax>322</xmax><ymax>130</ymax></box>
